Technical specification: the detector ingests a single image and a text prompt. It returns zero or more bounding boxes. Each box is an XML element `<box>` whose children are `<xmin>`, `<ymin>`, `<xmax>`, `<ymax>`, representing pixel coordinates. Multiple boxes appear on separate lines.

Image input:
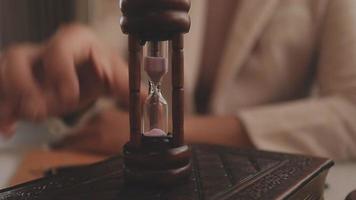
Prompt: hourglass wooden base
<box><xmin>0</xmin><ymin>144</ymin><xmax>333</xmax><ymax>200</ymax></box>
<box><xmin>123</xmin><ymin>137</ymin><xmax>192</xmax><ymax>186</ymax></box>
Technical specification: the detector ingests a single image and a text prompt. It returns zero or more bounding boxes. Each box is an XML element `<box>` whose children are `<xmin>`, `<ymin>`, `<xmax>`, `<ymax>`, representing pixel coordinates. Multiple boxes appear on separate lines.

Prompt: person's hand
<box><xmin>0</xmin><ymin>24</ymin><xmax>130</xmax><ymax>137</ymax></box>
<box><xmin>51</xmin><ymin>109</ymin><xmax>130</xmax><ymax>155</ymax></box>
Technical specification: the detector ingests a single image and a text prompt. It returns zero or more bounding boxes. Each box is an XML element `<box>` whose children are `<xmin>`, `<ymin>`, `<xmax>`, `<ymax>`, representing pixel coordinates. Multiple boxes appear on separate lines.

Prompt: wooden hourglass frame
<box><xmin>120</xmin><ymin>0</ymin><xmax>192</xmax><ymax>185</ymax></box>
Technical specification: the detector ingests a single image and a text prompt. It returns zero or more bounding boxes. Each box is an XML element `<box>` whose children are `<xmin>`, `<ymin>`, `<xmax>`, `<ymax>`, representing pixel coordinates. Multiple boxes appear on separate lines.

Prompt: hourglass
<box><xmin>120</xmin><ymin>0</ymin><xmax>192</xmax><ymax>185</ymax></box>
<box><xmin>143</xmin><ymin>42</ymin><xmax>169</xmax><ymax>138</ymax></box>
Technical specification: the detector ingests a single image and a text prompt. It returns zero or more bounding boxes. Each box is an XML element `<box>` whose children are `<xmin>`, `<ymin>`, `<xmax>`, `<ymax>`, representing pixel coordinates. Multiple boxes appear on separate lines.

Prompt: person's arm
<box><xmin>51</xmin><ymin>110</ymin><xmax>254</xmax><ymax>155</ymax></box>
<box><xmin>185</xmin><ymin>115</ymin><xmax>253</xmax><ymax>148</ymax></box>
<box><xmin>236</xmin><ymin>0</ymin><xmax>356</xmax><ymax>161</ymax></box>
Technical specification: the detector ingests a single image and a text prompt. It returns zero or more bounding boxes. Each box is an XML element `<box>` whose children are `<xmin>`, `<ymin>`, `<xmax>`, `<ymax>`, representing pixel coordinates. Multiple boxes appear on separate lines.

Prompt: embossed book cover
<box><xmin>0</xmin><ymin>145</ymin><xmax>333</xmax><ymax>200</ymax></box>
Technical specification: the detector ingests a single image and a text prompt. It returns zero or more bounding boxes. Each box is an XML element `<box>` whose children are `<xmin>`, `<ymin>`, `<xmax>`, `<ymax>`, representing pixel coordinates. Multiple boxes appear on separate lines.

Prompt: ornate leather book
<box><xmin>0</xmin><ymin>144</ymin><xmax>333</xmax><ymax>200</ymax></box>
<box><xmin>347</xmin><ymin>190</ymin><xmax>356</xmax><ymax>200</ymax></box>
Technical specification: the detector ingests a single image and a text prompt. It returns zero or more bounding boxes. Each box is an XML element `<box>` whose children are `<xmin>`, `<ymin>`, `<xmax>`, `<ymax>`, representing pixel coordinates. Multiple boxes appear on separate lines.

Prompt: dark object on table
<box><xmin>346</xmin><ymin>190</ymin><xmax>356</xmax><ymax>200</ymax></box>
<box><xmin>0</xmin><ymin>144</ymin><xmax>333</xmax><ymax>200</ymax></box>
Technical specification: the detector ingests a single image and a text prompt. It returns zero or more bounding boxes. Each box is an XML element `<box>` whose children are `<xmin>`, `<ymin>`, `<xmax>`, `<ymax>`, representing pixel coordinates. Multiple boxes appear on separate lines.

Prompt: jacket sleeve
<box><xmin>238</xmin><ymin>0</ymin><xmax>356</xmax><ymax>161</ymax></box>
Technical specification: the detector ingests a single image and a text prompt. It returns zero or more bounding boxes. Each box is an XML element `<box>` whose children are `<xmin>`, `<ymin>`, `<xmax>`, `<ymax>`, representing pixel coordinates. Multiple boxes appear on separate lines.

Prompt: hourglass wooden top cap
<box><xmin>120</xmin><ymin>0</ymin><xmax>191</xmax><ymax>41</ymax></box>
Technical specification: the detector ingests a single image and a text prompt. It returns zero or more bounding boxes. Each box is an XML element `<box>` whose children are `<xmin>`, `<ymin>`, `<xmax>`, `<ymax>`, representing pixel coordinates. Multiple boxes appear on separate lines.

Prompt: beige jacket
<box><xmin>88</xmin><ymin>0</ymin><xmax>356</xmax><ymax>161</ymax></box>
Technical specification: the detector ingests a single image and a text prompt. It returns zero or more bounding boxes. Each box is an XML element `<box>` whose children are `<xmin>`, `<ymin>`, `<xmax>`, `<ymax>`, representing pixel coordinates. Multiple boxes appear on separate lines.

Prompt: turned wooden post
<box><xmin>172</xmin><ymin>34</ymin><xmax>184</xmax><ymax>147</ymax></box>
<box><xmin>128</xmin><ymin>35</ymin><xmax>142</xmax><ymax>148</ymax></box>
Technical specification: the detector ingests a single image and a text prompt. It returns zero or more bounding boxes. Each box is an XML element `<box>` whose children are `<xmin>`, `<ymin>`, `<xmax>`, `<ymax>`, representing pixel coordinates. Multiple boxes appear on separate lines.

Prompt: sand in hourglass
<box><xmin>144</xmin><ymin>128</ymin><xmax>167</xmax><ymax>137</ymax></box>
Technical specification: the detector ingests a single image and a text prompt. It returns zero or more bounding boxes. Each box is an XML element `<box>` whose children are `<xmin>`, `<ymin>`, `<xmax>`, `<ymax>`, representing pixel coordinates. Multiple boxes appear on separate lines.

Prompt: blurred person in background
<box><xmin>1</xmin><ymin>0</ymin><xmax>356</xmax><ymax>161</ymax></box>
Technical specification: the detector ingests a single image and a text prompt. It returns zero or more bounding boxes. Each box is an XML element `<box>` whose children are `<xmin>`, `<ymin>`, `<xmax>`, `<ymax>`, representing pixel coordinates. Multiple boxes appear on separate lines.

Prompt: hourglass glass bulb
<box><xmin>144</xmin><ymin>56</ymin><xmax>167</xmax><ymax>83</ymax></box>
<box><xmin>143</xmin><ymin>42</ymin><xmax>169</xmax><ymax>137</ymax></box>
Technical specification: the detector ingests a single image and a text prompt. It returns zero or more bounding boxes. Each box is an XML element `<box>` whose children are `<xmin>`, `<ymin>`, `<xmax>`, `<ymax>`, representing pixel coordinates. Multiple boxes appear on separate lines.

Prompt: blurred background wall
<box><xmin>0</xmin><ymin>0</ymin><xmax>91</xmax><ymax>50</ymax></box>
